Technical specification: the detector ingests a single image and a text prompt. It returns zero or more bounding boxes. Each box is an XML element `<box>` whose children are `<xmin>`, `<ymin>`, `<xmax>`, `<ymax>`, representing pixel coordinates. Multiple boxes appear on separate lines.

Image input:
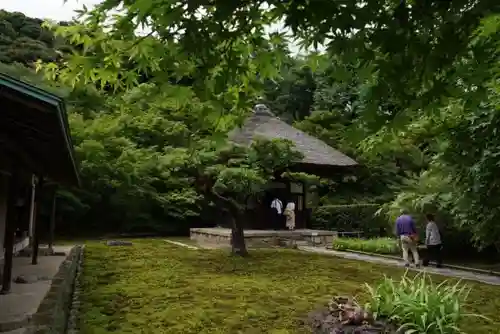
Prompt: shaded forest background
<box><xmin>0</xmin><ymin>8</ymin><xmax>497</xmax><ymax>258</ymax></box>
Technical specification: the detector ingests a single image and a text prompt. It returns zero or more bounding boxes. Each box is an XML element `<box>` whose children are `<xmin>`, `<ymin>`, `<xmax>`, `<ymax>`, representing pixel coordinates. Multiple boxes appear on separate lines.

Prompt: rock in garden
<box><xmin>13</xmin><ymin>275</ymin><xmax>35</xmax><ymax>283</ymax></box>
<box><xmin>53</xmin><ymin>251</ymin><xmax>67</xmax><ymax>256</ymax></box>
<box><xmin>13</xmin><ymin>275</ymin><xmax>29</xmax><ymax>284</ymax></box>
<box><xmin>13</xmin><ymin>274</ymin><xmax>52</xmax><ymax>284</ymax></box>
<box><xmin>306</xmin><ymin>296</ymin><xmax>397</xmax><ymax>334</ymax></box>
<box><xmin>106</xmin><ymin>240</ymin><xmax>133</xmax><ymax>246</ymax></box>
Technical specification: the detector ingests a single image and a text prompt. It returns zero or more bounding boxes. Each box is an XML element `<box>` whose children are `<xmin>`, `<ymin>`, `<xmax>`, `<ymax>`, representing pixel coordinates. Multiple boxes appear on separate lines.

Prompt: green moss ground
<box><xmin>80</xmin><ymin>239</ymin><xmax>500</xmax><ymax>333</ymax></box>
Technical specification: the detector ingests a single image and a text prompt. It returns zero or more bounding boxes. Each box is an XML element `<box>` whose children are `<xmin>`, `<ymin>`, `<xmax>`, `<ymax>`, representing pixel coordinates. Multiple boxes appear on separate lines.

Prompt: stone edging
<box><xmin>27</xmin><ymin>245</ymin><xmax>83</xmax><ymax>334</ymax></box>
<box><xmin>67</xmin><ymin>245</ymin><xmax>84</xmax><ymax>334</ymax></box>
<box><xmin>163</xmin><ymin>240</ymin><xmax>199</xmax><ymax>250</ymax></box>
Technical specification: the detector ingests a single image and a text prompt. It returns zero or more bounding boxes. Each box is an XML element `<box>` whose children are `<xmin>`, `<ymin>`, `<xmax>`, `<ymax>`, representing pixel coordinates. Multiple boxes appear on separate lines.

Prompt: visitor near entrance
<box><xmin>270</xmin><ymin>197</ymin><xmax>283</xmax><ymax>230</ymax></box>
<box><xmin>423</xmin><ymin>213</ymin><xmax>443</xmax><ymax>268</ymax></box>
<box><xmin>395</xmin><ymin>211</ymin><xmax>420</xmax><ymax>268</ymax></box>
<box><xmin>284</xmin><ymin>202</ymin><xmax>296</xmax><ymax>230</ymax></box>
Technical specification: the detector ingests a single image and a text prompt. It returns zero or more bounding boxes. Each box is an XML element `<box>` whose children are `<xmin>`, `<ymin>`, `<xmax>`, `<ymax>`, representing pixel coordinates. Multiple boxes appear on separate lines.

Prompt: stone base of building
<box><xmin>190</xmin><ymin>228</ymin><xmax>337</xmax><ymax>248</ymax></box>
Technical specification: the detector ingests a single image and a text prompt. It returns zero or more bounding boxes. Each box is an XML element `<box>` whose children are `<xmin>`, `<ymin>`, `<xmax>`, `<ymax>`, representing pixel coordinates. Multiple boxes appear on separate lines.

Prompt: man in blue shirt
<box><xmin>395</xmin><ymin>211</ymin><xmax>420</xmax><ymax>268</ymax></box>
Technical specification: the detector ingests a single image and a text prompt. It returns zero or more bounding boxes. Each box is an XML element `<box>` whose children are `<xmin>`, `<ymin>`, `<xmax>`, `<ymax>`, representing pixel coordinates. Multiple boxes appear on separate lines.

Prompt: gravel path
<box><xmin>299</xmin><ymin>246</ymin><xmax>500</xmax><ymax>286</ymax></box>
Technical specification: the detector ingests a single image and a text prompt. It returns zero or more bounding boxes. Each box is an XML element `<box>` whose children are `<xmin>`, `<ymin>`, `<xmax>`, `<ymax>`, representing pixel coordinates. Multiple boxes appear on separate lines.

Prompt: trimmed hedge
<box><xmin>311</xmin><ymin>204</ymin><xmax>389</xmax><ymax>237</ymax></box>
<box><xmin>332</xmin><ymin>237</ymin><xmax>400</xmax><ymax>255</ymax></box>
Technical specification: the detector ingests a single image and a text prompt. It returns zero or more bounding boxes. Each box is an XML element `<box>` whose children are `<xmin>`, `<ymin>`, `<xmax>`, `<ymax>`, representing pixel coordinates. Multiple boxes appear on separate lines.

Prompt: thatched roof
<box><xmin>228</xmin><ymin>105</ymin><xmax>358</xmax><ymax>167</ymax></box>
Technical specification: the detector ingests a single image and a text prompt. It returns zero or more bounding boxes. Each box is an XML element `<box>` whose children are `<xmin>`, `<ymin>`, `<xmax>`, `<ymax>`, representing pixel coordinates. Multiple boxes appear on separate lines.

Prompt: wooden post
<box><xmin>31</xmin><ymin>176</ymin><xmax>44</xmax><ymax>265</ymax></box>
<box><xmin>28</xmin><ymin>174</ymin><xmax>36</xmax><ymax>243</ymax></box>
<box><xmin>302</xmin><ymin>181</ymin><xmax>308</xmax><ymax>229</ymax></box>
<box><xmin>48</xmin><ymin>186</ymin><xmax>57</xmax><ymax>253</ymax></box>
<box><xmin>1</xmin><ymin>169</ymin><xmax>20</xmax><ymax>294</ymax></box>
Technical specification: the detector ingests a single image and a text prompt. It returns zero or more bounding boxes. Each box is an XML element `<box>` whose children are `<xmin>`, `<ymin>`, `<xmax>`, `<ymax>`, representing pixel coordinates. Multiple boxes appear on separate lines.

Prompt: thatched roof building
<box><xmin>229</xmin><ymin>105</ymin><xmax>357</xmax><ymax>174</ymax></box>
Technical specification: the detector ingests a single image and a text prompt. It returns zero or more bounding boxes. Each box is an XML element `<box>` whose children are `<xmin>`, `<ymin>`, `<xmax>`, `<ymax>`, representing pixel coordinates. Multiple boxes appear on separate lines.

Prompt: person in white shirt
<box><xmin>270</xmin><ymin>197</ymin><xmax>283</xmax><ymax>230</ymax></box>
<box><xmin>423</xmin><ymin>213</ymin><xmax>443</xmax><ymax>268</ymax></box>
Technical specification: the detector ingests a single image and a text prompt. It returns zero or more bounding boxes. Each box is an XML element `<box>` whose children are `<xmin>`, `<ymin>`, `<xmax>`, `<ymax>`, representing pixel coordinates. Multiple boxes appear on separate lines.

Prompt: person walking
<box><xmin>395</xmin><ymin>211</ymin><xmax>420</xmax><ymax>268</ymax></box>
<box><xmin>423</xmin><ymin>213</ymin><xmax>443</xmax><ymax>268</ymax></box>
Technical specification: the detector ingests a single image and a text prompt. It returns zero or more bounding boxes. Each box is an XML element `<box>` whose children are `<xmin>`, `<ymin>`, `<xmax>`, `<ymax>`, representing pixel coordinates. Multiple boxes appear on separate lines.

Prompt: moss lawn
<box><xmin>79</xmin><ymin>239</ymin><xmax>500</xmax><ymax>334</ymax></box>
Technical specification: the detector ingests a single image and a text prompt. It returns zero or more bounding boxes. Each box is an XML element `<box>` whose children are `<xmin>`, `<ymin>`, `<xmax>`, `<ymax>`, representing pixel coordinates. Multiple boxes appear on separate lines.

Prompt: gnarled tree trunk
<box><xmin>229</xmin><ymin>213</ymin><xmax>248</xmax><ymax>256</ymax></box>
<box><xmin>208</xmin><ymin>188</ymin><xmax>248</xmax><ymax>256</ymax></box>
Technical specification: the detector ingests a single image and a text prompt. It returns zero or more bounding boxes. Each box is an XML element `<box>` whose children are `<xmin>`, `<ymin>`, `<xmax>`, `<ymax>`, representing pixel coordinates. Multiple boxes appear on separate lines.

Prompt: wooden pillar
<box><xmin>31</xmin><ymin>176</ymin><xmax>44</xmax><ymax>265</ymax></box>
<box><xmin>1</xmin><ymin>169</ymin><xmax>20</xmax><ymax>294</ymax></box>
<box><xmin>28</xmin><ymin>174</ymin><xmax>36</xmax><ymax>242</ymax></box>
<box><xmin>48</xmin><ymin>186</ymin><xmax>57</xmax><ymax>253</ymax></box>
<box><xmin>302</xmin><ymin>181</ymin><xmax>308</xmax><ymax>229</ymax></box>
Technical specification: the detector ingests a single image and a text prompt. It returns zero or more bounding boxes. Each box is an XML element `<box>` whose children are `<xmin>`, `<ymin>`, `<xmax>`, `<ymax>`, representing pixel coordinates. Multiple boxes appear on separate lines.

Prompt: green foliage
<box><xmin>293</xmin><ymin>89</ymin><xmax>411</xmax><ymax>205</ymax></box>
<box><xmin>66</xmin><ymin>84</ymin><xmax>306</xmax><ymax>234</ymax></box>
<box><xmin>198</xmin><ymin>138</ymin><xmax>305</xmax><ymax>210</ymax></box>
<box><xmin>38</xmin><ymin>4</ymin><xmax>288</xmax><ymax>109</ymax></box>
<box><xmin>3</xmin><ymin>0</ymin><xmax>500</xmax><ymax>253</ymax></box>
<box><xmin>1</xmin><ymin>64</ymin><xmax>213</xmax><ymax>234</ymax></box>
<box><xmin>261</xmin><ymin>57</ymin><xmax>316</xmax><ymax>122</ymax></box>
<box><xmin>56</xmin><ymin>81</ymin><xmax>220</xmax><ymax>234</ymax></box>
<box><xmin>346</xmin><ymin>10</ymin><xmax>500</xmax><ymax>251</ymax></box>
<box><xmin>0</xmin><ymin>8</ymin><xmax>308</xmax><ymax>239</ymax></box>
<box><xmin>332</xmin><ymin>238</ymin><xmax>400</xmax><ymax>255</ymax></box>
<box><xmin>272</xmin><ymin>5</ymin><xmax>500</xmax><ymax>252</ymax></box>
<box><xmin>27</xmin><ymin>4</ymin><xmax>305</xmax><ymax>246</ymax></box>
<box><xmin>365</xmin><ymin>273</ymin><xmax>486</xmax><ymax>334</ymax></box>
<box><xmin>311</xmin><ymin>204</ymin><xmax>389</xmax><ymax>237</ymax></box>
<box><xmin>80</xmin><ymin>240</ymin><xmax>499</xmax><ymax>333</ymax></box>
<box><xmin>373</xmin><ymin>15</ymin><xmax>500</xmax><ymax>249</ymax></box>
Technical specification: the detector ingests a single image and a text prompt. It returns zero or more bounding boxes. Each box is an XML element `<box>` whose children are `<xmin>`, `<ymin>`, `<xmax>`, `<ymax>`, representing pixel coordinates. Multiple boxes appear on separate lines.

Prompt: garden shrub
<box><xmin>333</xmin><ymin>237</ymin><xmax>400</xmax><ymax>255</ymax></box>
<box><xmin>364</xmin><ymin>272</ymin><xmax>486</xmax><ymax>333</ymax></box>
<box><xmin>311</xmin><ymin>204</ymin><xmax>389</xmax><ymax>237</ymax></box>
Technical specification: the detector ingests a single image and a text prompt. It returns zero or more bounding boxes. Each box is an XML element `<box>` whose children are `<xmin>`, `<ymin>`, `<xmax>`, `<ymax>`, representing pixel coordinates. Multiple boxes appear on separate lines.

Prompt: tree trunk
<box><xmin>207</xmin><ymin>187</ymin><xmax>249</xmax><ymax>256</ymax></box>
<box><xmin>230</xmin><ymin>214</ymin><xmax>248</xmax><ymax>256</ymax></box>
<box><xmin>493</xmin><ymin>240</ymin><xmax>500</xmax><ymax>255</ymax></box>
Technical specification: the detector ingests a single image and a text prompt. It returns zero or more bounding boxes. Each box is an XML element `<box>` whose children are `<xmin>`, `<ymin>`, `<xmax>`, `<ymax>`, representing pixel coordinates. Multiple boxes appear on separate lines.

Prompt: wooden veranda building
<box><xmin>228</xmin><ymin>104</ymin><xmax>357</xmax><ymax>229</ymax></box>
<box><xmin>0</xmin><ymin>73</ymin><xmax>79</xmax><ymax>294</ymax></box>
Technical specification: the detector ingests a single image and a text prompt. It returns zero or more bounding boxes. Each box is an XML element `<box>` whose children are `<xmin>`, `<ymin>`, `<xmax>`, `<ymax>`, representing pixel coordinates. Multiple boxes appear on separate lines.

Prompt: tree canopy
<box><xmin>2</xmin><ymin>0</ymin><xmax>500</xmax><ymax>253</ymax></box>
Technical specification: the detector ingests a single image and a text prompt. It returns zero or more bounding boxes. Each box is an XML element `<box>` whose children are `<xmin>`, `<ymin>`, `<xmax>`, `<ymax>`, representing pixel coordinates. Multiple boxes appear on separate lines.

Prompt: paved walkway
<box><xmin>299</xmin><ymin>246</ymin><xmax>500</xmax><ymax>286</ymax></box>
<box><xmin>0</xmin><ymin>246</ymin><xmax>74</xmax><ymax>332</ymax></box>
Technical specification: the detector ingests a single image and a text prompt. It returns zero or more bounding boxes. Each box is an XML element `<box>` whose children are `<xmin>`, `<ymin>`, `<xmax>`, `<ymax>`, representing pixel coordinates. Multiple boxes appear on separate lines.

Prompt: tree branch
<box><xmin>211</xmin><ymin>189</ymin><xmax>244</xmax><ymax>212</ymax></box>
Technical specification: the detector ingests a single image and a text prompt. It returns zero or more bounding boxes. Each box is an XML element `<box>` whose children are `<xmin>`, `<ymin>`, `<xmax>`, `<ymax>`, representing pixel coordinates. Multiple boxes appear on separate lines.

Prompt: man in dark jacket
<box><xmin>395</xmin><ymin>211</ymin><xmax>420</xmax><ymax>268</ymax></box>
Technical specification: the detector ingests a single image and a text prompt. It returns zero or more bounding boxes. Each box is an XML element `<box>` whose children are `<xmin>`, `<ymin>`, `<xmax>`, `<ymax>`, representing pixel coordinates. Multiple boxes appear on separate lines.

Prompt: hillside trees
<box><xmin>0</xmin><ymin>10</ymin><xmax>68</xmax><ymax>65</ymax></box>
